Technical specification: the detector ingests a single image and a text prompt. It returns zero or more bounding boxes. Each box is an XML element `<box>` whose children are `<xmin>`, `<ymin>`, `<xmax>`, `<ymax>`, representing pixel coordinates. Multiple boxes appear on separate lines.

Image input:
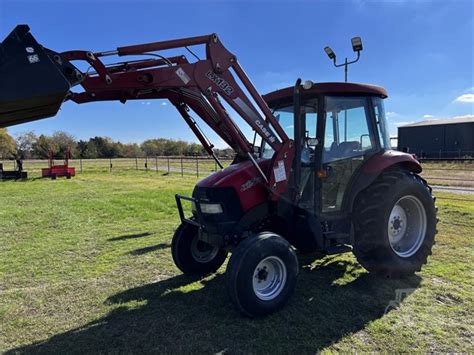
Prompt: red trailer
<box><xmin>42</xmin><ymin>149</ymin><xmax>75</xmax><ymax>180</ymax></box>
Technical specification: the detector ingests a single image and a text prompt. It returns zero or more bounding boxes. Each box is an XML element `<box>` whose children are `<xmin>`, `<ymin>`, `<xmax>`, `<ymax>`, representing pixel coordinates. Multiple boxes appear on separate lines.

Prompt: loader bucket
<box><xmin>0</xmin><ymin>25</ymin><xmax>81</xmax><ymax>128</ymax></box>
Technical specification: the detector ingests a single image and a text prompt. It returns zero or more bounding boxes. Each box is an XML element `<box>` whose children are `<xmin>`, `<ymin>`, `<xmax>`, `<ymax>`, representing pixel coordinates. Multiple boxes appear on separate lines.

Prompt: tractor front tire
<box><xmin>353</xmin><ymin>169</ymin><xmax>437</xmax><ymax>278</ymax></box>
<box><xmin>225</xmin><ymin>232</ymin><xmax>298</xmax><ymax>317</ymax></box>
<box><xmin>172</xmin><ymin>222</ymin><xmax>228</xmax><ymax>276</ymax></box>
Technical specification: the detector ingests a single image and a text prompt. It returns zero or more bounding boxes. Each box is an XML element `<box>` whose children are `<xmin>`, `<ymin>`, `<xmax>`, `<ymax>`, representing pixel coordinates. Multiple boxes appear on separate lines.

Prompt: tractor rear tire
<box><xmin>353</xmin><ymin>169</ymin><xmax>437</xmax><ymax>278</ymax></box>
<box><xmin>225</xmin><ymin>232</ymin><xmax>298</xmax><ymax>317</ymax></box>
<box><xmin>171</xmin><ymin>222</ymin><xmax>227</xmax><ymax>276</ymax></box>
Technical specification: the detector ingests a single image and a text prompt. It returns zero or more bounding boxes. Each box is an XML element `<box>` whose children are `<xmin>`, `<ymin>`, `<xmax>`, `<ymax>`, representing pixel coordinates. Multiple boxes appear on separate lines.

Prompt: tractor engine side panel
<box><xmin>195</xmin><ymin>159</ymin><xmax>271</xmax><ymax>212</ymax></box>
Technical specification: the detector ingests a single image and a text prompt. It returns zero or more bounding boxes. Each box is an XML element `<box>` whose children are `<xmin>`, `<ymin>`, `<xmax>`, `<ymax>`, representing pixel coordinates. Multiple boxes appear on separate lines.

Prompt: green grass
<box><xmin>1</xmin><ymin>171</ymin><xmax>473</xmax><ymax>353</ymax></box>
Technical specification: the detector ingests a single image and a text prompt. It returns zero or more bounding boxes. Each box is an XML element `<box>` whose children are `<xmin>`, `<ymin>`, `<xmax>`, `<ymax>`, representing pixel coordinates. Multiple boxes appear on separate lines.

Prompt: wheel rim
<box><xmin>252</xmin><ymin>256</ymin><xmax>287</xmax><ymax>301</ymax></box>
<box><xmin>190</xmin><ymin>236</ymin><xmax>219</xmax><ymax>263</ymax></box>
<box><xmin>388</xmin><ymin>195</ymin><xmax>427</xmax><ymax>258</ymax></box>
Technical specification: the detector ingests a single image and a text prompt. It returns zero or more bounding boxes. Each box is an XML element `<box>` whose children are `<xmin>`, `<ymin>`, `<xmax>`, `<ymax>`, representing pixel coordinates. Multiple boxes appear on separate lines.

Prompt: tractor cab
<box><xmin>263</xmin><ymin>82</ymin><xmax>392</xmax><ymax>215</ymax></box>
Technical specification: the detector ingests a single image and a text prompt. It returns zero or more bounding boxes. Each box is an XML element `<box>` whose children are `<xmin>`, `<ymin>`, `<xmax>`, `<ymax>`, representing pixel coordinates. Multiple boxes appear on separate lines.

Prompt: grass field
<box><xmin>1</xmin><ymin>171</ymin><xmax>473</xmax><ymax>353</ymax></box>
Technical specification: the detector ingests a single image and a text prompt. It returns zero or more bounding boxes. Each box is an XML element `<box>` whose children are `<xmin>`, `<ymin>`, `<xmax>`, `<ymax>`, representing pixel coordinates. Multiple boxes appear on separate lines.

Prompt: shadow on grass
<box><xmin>8</xmin><ymin>257</ymin><xmax>421</xmax><ymax>353</ymax></box>
<box><xmin>128</xmin><ymin>243</ymin><xmax>171</xmax><ymax>255</ymax></box>
<box><xmin>108</xmin><ymin>232</ymin><xmax>154</xmax><ymax>242</ymax></box>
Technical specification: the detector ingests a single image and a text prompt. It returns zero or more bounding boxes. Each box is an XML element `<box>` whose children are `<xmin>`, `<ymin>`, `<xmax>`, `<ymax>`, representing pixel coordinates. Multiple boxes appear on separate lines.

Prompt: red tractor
<box><xmin>0</xmin><ymin>25</ymin><xmax>437</xmax><ymax>317</ymax></box>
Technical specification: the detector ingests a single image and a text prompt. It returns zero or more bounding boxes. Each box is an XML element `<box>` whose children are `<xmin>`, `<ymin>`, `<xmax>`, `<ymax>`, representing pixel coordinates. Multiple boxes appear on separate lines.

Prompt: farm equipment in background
<box><xmin>0</xmin><ymin>159</ymin><xmax>27</xmax><ymax>180</ymax></box>
<box><xmin>41</xmin><ymin>148</ymin><xmax>75</xmax><ymax>179</ymax></box>
<box><xmin>0</xmin><ymin>25</ymin><xmax>437</xmax><ymax>317</ymax></box>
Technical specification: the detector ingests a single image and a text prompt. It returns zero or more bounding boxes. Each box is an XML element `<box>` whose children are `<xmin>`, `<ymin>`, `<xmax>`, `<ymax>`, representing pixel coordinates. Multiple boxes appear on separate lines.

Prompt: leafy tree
<box><xmin>186</xmin><ymin>143</ymin><xmax>205</xmax><ymax>156</ymax></box>
<box><xmin>7</xmin><ymin>130</ymin><xmax>220</xmax><ymax>159</ymax></box>
<box><xmin>76</xmin><ymin>140</ymin><xmax>90</xmax><ymax>158</ymax></box>
<box><xmin>32</xmin><ymin>134</ymin><xmax>58</xmax><ymax>159</ymax></box>
<box><xmin>15</xmin><ymin>131</ymin><xmax>37</xmax><ymax>159</ymax></box>
<box><xmin>0</xmin><ymin>128</ymin><xmax>17</xmax><ymax>159</ymax></box>
<box><xmin>121</xmin><ymin>143</ymin><xmax>142</xmax><ymax>158</ymax></box>
<box><xmin>51</xmin><ymin>131</ymin><xmax>77</xmax><ymax>156</ymax></box>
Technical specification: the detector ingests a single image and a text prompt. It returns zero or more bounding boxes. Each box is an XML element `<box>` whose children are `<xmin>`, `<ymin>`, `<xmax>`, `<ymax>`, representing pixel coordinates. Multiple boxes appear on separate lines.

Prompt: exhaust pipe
<box><xmin>0</xmin><ymin>25</ymin><xmax>82</xmax><ymax>128</ymax></box>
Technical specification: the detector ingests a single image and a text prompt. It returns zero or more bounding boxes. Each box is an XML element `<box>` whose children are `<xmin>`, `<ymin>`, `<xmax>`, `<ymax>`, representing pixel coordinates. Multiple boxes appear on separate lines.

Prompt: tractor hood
<box><xmin>195</xmin><ymin>159</ymin><xmax>272</xmax><ymax>212</ymax></box>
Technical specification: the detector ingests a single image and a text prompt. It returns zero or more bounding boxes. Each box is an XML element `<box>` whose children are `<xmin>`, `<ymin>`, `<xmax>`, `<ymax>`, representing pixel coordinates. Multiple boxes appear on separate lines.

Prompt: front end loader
<box><xmin>0</xmin><ymin>25</ymin><xmax>437</xmax><ymax>317</ymax></box>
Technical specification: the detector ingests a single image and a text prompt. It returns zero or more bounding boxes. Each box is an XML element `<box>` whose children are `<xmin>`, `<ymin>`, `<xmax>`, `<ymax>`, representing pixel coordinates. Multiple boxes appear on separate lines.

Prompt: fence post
<box><xmin>155</xmin><ymin>156</ymin><xmax>158</xmax><ymax>173</ymax></box>
<box><xmin>135</xmin><ymin>157</ymin><xmax>138</xmax><ymax>170</ymax></box>
<box><xmin>196</xmin><ymin>157</ymin><xmax>199</xmax><ymax>177</ymax></box>
<box><xmin>80</xmin><ymin>158</ymin><xmax>83</xmax><ymax>173</ymax></box>
<box><xmin>181</xmin><ymin>157</ymin><xmax>184</xmax><ymax>177</ymax></box>
<box><xmin>215</xmin><ymin>160</ymin><xmax>217</xmax><ymax>172</ymax></box>
<box><xmin>109</xmin><ymin>158</ymin><xmax>112</xmax><ymax>172</ymax></box>
<box><xmin>145</xmin><ymin>156</ymin><xmax>148</xmax><ymax>171</ymax></box>
<box><xmin>167</xmin><ymin>157</ymin><xmax>170</xmax><ymax>174</ymax></box>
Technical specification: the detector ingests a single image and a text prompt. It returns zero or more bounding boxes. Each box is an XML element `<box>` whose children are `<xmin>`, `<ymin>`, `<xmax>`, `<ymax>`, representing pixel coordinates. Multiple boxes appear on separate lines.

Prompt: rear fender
<box><xmin>362</xmin><ymin>150</ymin><xmax>421</xmax><ymax>174</ymax></box>
<box><xmin>346</xmin><ymin>150</ymin><xmax>422</xmax><ymax>211</ymax></box>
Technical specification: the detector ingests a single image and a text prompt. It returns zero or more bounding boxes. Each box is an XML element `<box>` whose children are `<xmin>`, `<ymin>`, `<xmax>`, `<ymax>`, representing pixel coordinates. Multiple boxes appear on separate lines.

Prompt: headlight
<box><xmin>198</xmin><ymin>202</ymin><xmax>223</xmax><ymax>214</ymax></box>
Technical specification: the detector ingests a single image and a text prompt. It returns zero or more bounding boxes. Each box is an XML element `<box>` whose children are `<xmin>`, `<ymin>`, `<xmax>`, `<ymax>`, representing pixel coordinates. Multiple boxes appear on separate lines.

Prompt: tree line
<box><xmin>0</xmin><ymin>129</ymin><xmax>234</xmax><ymax>159</ymax></box>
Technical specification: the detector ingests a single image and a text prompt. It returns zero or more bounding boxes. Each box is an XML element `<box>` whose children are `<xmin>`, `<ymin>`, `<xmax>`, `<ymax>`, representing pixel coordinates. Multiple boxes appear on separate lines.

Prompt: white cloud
<box><xmin>141</xmin><ymin>101</ymin><xmax>151</xmax><ymax>105</ymax></box>
<box><xmin>455</xmin><ymin>94</ymin><xmax>474</xmax><ymax>103</ymax></box>
<box><xmin>386</xmin><ymin>111</ymin><xmax>397</xmax><ymax>117</ymax></box>
<box><xmin>161</xmin><ymin>102</ymin><xmax>167</xmax><ymax>106</ymax></box>
<box><xmin>423</xmin><ymin>114</ymin><xmax>435</xmax><ymax>118</ymax></box>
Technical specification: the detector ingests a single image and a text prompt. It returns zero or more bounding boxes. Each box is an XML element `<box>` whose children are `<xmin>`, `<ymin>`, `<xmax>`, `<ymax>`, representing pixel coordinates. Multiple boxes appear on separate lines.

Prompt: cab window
<box><xmin>323</xmin><ymin>96</ymin><xmax>375</xmax><ymax>163</ymax></box>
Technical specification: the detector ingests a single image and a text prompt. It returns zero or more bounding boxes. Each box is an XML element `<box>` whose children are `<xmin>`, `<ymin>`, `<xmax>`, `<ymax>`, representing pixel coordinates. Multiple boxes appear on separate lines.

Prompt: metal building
<box><xmin>397</xmin><ymin>116</ymin><xmax>474</xmax><ymax>158</ymax></box>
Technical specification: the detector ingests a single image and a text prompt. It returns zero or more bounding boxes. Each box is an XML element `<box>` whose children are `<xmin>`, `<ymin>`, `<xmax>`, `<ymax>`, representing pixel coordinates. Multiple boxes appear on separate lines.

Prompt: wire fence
<box><xmin>1</xmin><ymin>156</ymin><xmax>473</xmax><ymax>189</ymax></box>
<box><xmin>410</xmin><ymin>150</ymin><xmax>474</xmax><ymax>160</ymax></box>
<box><xmin>419</xmin><ymin>162</ymin><xmax>474</xmax><ymax>189</ymax></box>
<box><xmin>0</xmin><ymin>156</ymin><xmax>234</xmax><ymax>177</ymax></box>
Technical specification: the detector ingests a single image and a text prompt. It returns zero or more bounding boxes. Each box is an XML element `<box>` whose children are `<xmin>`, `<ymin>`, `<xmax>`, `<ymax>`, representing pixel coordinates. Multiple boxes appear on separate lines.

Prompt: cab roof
<box><xmin>263</xmin><ymin>82</ymin><xmax>388</xmax><ymax>108</ymax></box>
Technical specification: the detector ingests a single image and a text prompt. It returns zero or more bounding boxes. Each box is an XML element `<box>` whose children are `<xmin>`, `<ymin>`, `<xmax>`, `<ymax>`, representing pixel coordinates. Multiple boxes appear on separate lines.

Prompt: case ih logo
<box><xmin>255</xmin><ymin>119</ymin><xmax>276</xmax><ymax>143</ymax></box>
<box><xmin>206</xmin><ymin>70</ymin><xmax>234</xmax><ymax>96</ymax></box>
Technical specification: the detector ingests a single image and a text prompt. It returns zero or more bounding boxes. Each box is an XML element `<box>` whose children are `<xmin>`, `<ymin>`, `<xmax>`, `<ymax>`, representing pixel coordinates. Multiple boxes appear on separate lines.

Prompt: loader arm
<box><xmin>0</xmin><ymin>25</ymin><xmax>294</xmax><ymax>199</ymax></box>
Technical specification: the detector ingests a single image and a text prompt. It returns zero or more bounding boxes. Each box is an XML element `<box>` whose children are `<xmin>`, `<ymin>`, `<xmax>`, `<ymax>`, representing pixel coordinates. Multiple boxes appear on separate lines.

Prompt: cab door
<box><xmin>320</xmin><ymin>96</ymin><xmax>377</xmax><ymax>213</ymax></box>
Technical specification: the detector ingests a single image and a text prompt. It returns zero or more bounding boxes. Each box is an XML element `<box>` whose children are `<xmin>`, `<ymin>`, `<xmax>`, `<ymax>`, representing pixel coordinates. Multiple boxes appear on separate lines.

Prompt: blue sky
<box><xmin>1</xmin><ymin>0</ymin><xmax>472</xmax><ymax>147</ymax></box>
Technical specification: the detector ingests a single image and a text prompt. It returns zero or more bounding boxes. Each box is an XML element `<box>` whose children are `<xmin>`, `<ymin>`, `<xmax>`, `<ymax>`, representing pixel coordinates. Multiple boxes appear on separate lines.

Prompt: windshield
<box><xmin>261</xmin><ymin>99</ymin><xmax>318</xmax><ymax>159</ymax></box>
